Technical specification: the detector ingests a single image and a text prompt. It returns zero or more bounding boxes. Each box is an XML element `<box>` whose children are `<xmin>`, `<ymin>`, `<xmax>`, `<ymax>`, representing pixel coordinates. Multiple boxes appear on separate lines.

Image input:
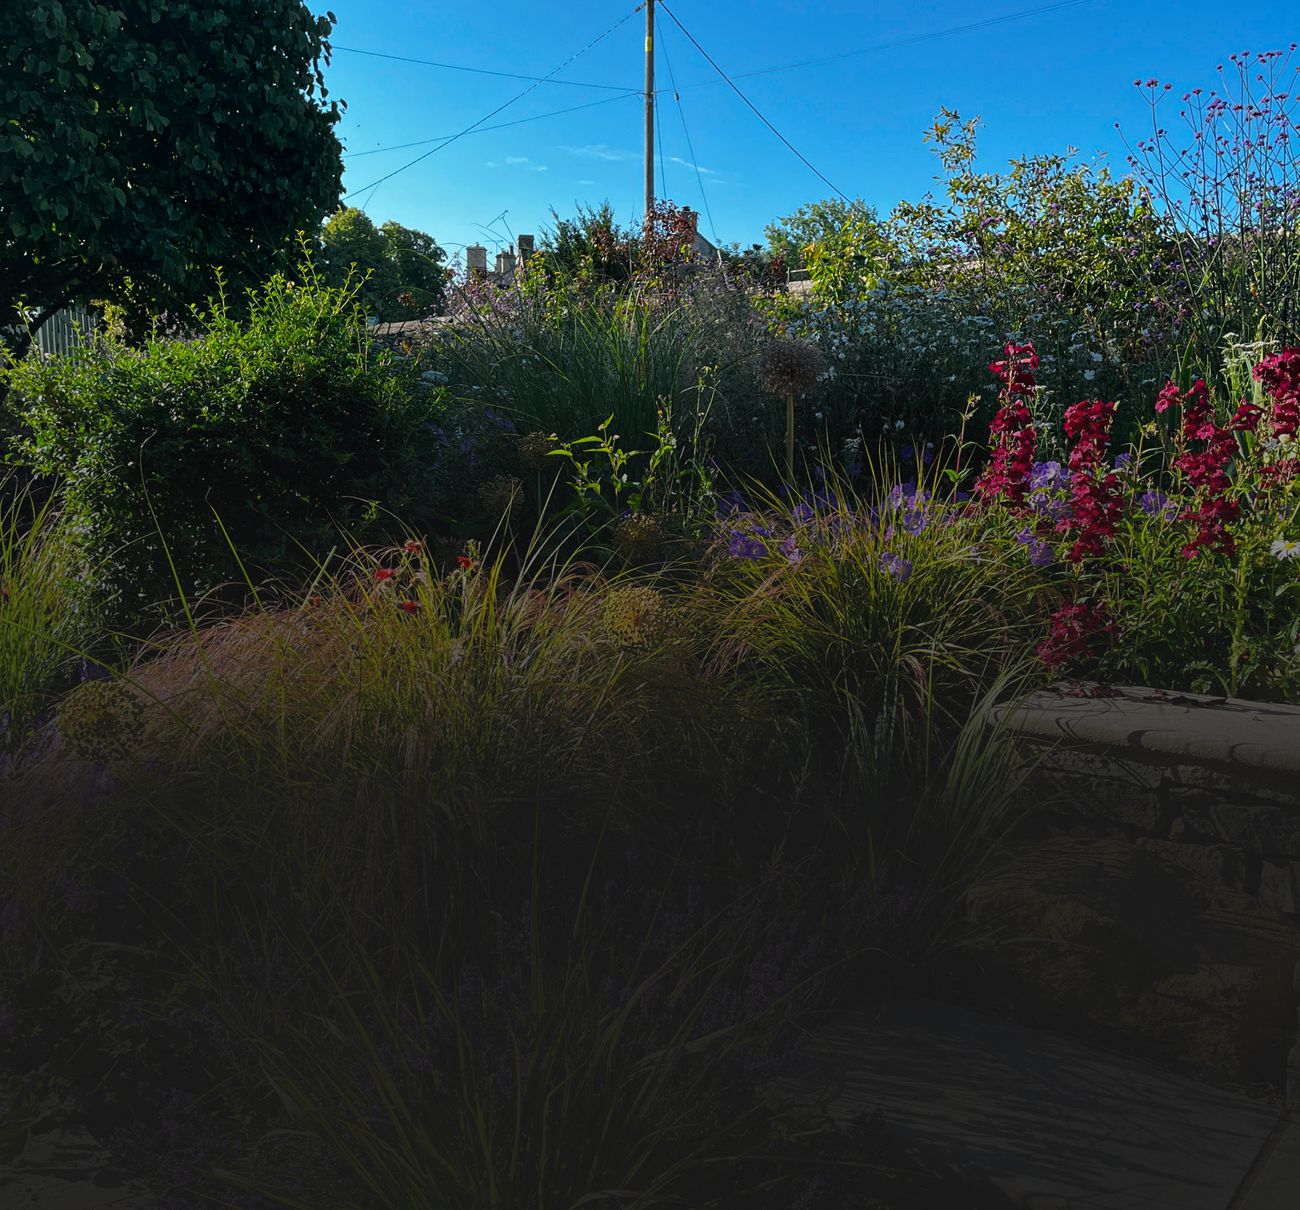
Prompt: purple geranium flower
<box><xmin>728</xmin><ymin>531</ymin><xmax>767</xmax><ymax>559</ymax></box>
<box><xmin>903</xmin><ymin>507</ymin><xmax>928</xmax><ymax>536</ymax></box>
<box><xmin>716</xmin><ymin>490</ymin><xmax>747</xmax><ymax>516</ymax></box>
<box><xmin>1027</xmin><ymin>540</ymin><xmax>1055</xmax><ymax>567</ymax></box>
<box><xmin>779</xmin><ymin>535</ymin><xmax>803</xmax><ymax>566</ymax></box>
<box><xmin>879</xmin><ymin>552</ymin><xmax>913</xmax><ymax>582</ymax></box>
<box><xmin>1138</xmin><ymin>489</ymin><xmax>1176</xmax><ymax>518</ymax></box>
<box><xmin>1029</xmin><ymin>460</ymin><xmax>1065</xmax><ymax>490</ymax></box>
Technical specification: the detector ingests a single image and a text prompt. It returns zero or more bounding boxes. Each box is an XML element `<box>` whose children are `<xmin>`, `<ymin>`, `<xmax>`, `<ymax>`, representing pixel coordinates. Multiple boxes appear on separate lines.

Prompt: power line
<box><xmin>343</xmin><ymin>92</ymin><xmax>641</xmax><ymax>159</ymax></box>
<box><xmin>655</xmin><ymin>83</ymin><xmax>667</xmax><ymax>203</ymax></box>
<box><xmin>657</xmin><ymin>1</ymin><xmax>853</xmax><ymax>207</ymax></box>
<box><xmin>660</xmin><ymin>22</ymin><xmax>718</xmax><ymax>245</ymax></box>
<box><xmin>667</xmin><ymin>0</ymin><xmax>1100</xmax><ymax>92</ymax></box>
<box><xmin>331</xmin><ymin>44</ymin><xmax>635</xmax><ymax>92</ymax></box>
<box><xmin>343</xmin><ymin>4</ymin><xmax>645</xmax><ymax>203</ymax></box>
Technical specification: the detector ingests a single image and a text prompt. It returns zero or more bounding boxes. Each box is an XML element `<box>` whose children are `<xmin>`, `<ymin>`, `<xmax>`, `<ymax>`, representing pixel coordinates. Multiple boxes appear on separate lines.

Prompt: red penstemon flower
<box><xmin>403</xmin><ymin>539</ymin><xmax>424</xmax><ymax>555</ymax></box>
<box><xmin>374</xmin><ymin>567</ymin><xmax>395</xmax><ymax>582</ymax></box>
<box><xmin>1253</xmin><ymin>348</ymin><xmax>1300</xmax><ymax>439</ymax></box>
<box><xmin>399</xmin><ymin>600</ymin><xmax>420</xmax><ymax>613</ymax></box>
<box><xmin>1059</xmin><ymin>398</ymin><xmax>1123</xmax><ymax>564</ymax></box>
<box><xmin>975</xmin><ymin>341</ymin><xmax>1039</xmax><ymax>506</ymax></box>
<box><xmin>1158</xmin><ymin>378</ymin><xmax>1241</xmax><ymax>558</ymax></box>
<box><xmin>1037</xmin><ymin>600</ymin><xmax>1115</xmax><ymax>669</ymax></box>
<box><xmin>455</xmin><ymin>555</ymin><xmax>474</xmax><ymax>571</ymax></box>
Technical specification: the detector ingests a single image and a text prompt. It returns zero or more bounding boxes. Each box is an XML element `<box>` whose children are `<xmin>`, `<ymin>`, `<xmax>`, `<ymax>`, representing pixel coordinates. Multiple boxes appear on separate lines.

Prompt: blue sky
<box><xmin>316</xmin><ymin>1</ymin><xmax>1296</xmax><ymax>265</ymax></box>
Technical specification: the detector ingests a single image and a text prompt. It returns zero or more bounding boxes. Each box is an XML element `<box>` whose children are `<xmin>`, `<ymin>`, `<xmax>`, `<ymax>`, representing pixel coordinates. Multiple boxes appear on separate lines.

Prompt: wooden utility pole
<box><xmin>644</xmin><ymin>0</ymin><xmax>655</xmax><ymax>224</ymax></box>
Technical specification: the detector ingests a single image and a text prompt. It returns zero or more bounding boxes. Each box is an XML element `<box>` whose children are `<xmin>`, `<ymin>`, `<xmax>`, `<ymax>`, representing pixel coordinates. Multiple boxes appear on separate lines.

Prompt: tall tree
<box><xmin>765</xmin><ymin>197</ymin><xmax>877</xmax><ymax>269</ymax></box>
<box><xmin>2</xmin><ymin>0</ymin><xmax>345</xmax><ymax>358</ymax></box>
<box><xmin>319</xmin><ymin>208</ymin><xmax>448</xmax><ymax>320</ymax></box>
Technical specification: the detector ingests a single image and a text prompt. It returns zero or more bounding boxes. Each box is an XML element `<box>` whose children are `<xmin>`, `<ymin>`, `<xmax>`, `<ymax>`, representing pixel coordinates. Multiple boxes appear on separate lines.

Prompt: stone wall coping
<box><xmin>990</xmin><ymin>684</ymin><xmax>1300</xmax><ymax>786</ymax></box>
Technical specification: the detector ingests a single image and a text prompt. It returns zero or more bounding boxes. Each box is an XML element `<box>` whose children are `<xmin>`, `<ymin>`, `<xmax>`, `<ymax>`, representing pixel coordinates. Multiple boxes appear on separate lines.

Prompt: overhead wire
<box><xmin>343</xmin><ymin>92</ymin><xmax>641</xmax><ymax>159</ymax></box>
<box><xmin>331</xmin><ymin>44</ymin><xmax>634</xmax><ymax>91</ymax></box>
<box><xmin>655</xmin><ymin>84</ymin><xmax>667</xmax><ymax>204</ymax></box>
<box><xmin>661</xmin><ymin>0</ymin><xmax>1100</xmax><ymax>93</ymax></box>
<box><xmin>659</xmin><ymin>21</ymin><xmax>718</xmax><ymax>246</ymax></box>
<box><xmin>343</xmin><ymin>3</ymin><xmax>646</xmax><ymax>203</ymax></box>
<box><xmin>657</xmin><ymin>1</ymin><xmax>854</xmax><ymax>208</ymax></box>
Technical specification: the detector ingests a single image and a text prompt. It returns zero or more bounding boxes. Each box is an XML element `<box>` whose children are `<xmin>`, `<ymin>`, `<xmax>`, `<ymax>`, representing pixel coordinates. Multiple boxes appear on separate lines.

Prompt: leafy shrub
<box><xmin>3</xmin><ymin>267</ymin><xmax>443</xmax><ymax>622</ymax></box>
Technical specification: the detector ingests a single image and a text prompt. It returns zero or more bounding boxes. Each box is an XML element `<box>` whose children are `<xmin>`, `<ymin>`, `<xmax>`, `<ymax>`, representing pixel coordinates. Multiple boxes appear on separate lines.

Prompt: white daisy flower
<box><xmin>1270</xmin><ymin>538</ymin><xmax>1300</xmax><ymax>560</ymax></box>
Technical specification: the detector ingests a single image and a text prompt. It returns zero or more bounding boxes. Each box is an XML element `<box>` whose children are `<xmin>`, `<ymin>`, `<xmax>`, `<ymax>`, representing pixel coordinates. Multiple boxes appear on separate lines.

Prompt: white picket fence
<box><xmin>2</xmin><ymin>305</ymin><xmax>99</xmax><ymax>358</ymax></box>
<box><xmin>32</xmin><ymin>305</ymin><xmax>98</xmax><ymax>356</ymax></box>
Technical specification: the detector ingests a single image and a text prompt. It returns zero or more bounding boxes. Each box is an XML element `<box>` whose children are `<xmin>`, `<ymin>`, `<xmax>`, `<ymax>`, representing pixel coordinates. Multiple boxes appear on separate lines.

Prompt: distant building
<box><xmin>466</xmin><ymin>234</ymin><xmax>536</xmax><ymax>285</ymax></box>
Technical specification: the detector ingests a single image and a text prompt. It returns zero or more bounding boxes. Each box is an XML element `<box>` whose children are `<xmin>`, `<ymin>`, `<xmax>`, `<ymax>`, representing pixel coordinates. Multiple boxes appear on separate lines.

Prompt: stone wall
<box><xmin>990</xmin><ymin>684</ymin><xmax>1300</xmax><ymax>1106</ymax></box>
<box><xmin>1032</xmin><ymin>747</ymin><xmax>1300</xmax><ymax>917</ymax></box>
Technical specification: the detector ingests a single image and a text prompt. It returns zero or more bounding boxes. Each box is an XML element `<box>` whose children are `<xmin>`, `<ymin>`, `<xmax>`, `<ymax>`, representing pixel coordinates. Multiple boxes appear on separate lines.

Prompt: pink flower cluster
<box><xmin>1059</xmin><ymin>399</ymin><xmax>1123</xmax><ymax>563</ymax></box>
<box><xmin>975</xmin><ymin>342</ymin><xmax>1038</xmax><ymax>506</ymax></box>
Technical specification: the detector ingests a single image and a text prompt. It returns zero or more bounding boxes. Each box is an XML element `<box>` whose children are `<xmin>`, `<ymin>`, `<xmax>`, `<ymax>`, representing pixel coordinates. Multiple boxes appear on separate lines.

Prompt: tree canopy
<box><xmin>318</xmin><ymin>208</ymin><xmax>449</xmax><ymax>319</ymax></box>
<box><xmin>765</xmin><ymin>197</ymin><xmax>878</xmax><ymax>268</ymax></box>
<box><xmin>2</xmin><ymin>0</ymin><xmax>345</xmax><ymax>355</ymax></box>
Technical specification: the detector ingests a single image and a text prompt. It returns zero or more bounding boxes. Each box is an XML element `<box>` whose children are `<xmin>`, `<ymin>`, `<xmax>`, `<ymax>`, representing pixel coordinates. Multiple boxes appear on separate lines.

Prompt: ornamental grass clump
<box><xmin>758</xmin><ymin>336</ymin><xmax>824</xmax><ymax>482</ymax></box>
<box><xmin>0</xmin><ymin>479</ymin><xmax>99</xmax><ymax>750</ymax></box>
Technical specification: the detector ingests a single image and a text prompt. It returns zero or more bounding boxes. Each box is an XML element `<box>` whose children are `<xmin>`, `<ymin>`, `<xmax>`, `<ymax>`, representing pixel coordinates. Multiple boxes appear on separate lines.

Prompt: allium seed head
<box><xmin>758</xmin><ymin>337</ymin><xmax>825</xmax><ymax>398</ymax></box>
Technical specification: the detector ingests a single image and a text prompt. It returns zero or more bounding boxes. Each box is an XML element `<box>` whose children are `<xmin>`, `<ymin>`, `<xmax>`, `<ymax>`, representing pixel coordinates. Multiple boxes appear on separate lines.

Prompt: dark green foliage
<box><xmin>3</xmin><ymin>269</ymin><xmax>442</xmax><ymax>621</ymax></box>
<box><xmin>319</xmin><ymin>208</ymin><xmax>449</xmax><ymax>319</ymax></box>
<box><xmin>2</xmin><ymin>0</ymin><xmax>344</xmax><ymax>353</ymax></box>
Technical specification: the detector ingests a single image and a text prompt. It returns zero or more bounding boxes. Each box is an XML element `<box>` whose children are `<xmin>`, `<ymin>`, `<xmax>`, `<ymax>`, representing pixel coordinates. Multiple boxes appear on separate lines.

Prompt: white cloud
<box><xmin>565</xmin><ymin>143</ymin><xmax>636</xmax><ymax>162</ymax></box>
<box><xmin>488</xmin><ymin>155</ymin><xmax>549</xmax><ymax>172</ymax></box>
<box><xmin>668</xmin><ymin>155</ymin><xmax>715</xmax><ymax>175</ymax></box>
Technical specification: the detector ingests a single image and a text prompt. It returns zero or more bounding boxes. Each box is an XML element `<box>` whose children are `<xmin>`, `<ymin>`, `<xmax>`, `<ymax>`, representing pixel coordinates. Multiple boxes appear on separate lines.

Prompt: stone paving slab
<box><xmin>1234</xmin><ymin>1114</ymin><xmax>1300</xmax><ymax>1209</ymax></box>
<box><xmin>988</xmin><ymin>685</ymin><xmax>1300</xmax><ymax>784</ymax></box>
<box><xmin>0</xmin><ymin>1126</ymin><xmax>159</xmax><ymax>1208</ymax></box>
<box><xmin>766</xmin><ymin>995</ymin><xmax>1291</xmax><ymax>1208</ymax></box>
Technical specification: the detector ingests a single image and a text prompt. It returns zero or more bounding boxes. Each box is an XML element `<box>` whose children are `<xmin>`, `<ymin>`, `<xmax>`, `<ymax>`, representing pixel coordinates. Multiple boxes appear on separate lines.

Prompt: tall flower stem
<box><xmin>785</xmin><ymin>393</ymin><xmax>795</xmax><ymax>483</ymax></box>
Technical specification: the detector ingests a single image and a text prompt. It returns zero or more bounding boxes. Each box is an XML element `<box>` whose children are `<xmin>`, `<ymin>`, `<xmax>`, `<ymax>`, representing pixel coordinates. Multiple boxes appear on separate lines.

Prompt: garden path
<box><xmin>766</xmin><ymin>994</ymin><xmax>1300</xmax><ymax>1208</ymax></box>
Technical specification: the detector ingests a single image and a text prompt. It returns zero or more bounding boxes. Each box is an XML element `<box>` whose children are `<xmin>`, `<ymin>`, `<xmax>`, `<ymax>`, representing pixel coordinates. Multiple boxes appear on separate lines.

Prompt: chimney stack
<box><xmin>494</xmin><ymin>249</ymin><xmax>517</xmax><ymax>280</ymax></box>
<box><xmin>517</xmin><ymin>234</ymin><xmax>535</xmax><ymax>264</ymax></box>
<box><xmin>466</xmin><ymin>244</ymin><xmax>488</xmax><ymax>277</ymax></box>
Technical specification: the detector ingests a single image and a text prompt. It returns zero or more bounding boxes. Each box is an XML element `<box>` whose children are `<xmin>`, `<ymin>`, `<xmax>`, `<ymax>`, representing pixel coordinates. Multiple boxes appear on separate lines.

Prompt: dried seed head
<box><xmin>518</xmin><ymin>431</ymin><xmax>559</xmax><ymax>473</ymax></box>
<box><xmin>613</xmin><ymin>513</ymin><xmax>665</xmax><ymax>558</ymax></box>
<box><xmin>57</xmin><ymin>679</ymin><xmax>146</xmax><ymax>763</ymax></box>
<box><xmin>759</xmin><ymin>336</ymin><xmax>825</xmax><ymax>398</ymax></box>
<box><xmin>478</xmin><ymin>474</ymin><xmax>522</xmax><ymax>515</ymax></box>
<box><xmin>600</xmin><ymin>585</ymin><xmax>670</xmax><ymax>649</ymax></box>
